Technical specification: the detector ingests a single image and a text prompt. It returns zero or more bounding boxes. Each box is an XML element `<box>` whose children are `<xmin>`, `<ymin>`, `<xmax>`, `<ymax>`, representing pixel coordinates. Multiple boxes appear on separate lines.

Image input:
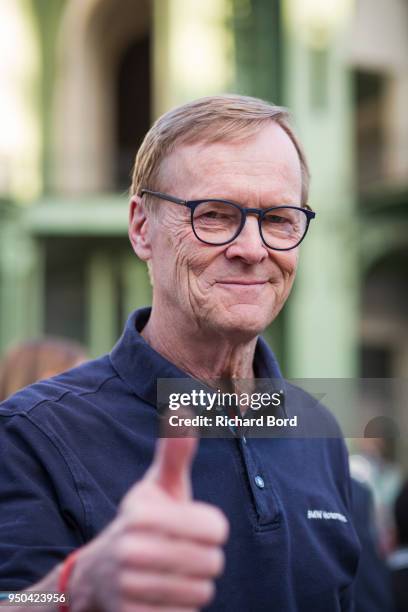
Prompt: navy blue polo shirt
<box><xmin>0</xmin><ymin>308</ymin><xmax>360</xmax><ymax>610</ymax></box>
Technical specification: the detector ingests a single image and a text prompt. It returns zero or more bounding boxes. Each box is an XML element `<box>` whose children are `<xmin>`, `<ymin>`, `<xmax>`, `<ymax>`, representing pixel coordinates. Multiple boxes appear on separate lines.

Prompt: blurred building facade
<box><xmin>0</xmin><ymin>1</ymin><xmax>407</xmax><ymax>394</ymax></box>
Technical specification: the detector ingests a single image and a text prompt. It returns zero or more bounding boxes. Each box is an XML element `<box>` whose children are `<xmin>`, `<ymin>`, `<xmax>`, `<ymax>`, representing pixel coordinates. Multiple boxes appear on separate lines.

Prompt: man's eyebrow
<box><xmin>190</xmin><ymin>194</ymin><xmax>302</xmax><ymax>206</ymax></box>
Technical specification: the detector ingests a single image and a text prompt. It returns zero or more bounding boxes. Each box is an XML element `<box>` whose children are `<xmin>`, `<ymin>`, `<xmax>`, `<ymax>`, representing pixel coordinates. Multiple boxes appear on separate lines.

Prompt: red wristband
<box><xmin>58</xmin><ymin>550</ymin><xmax>81</xmax><ymax>612</ymax></box>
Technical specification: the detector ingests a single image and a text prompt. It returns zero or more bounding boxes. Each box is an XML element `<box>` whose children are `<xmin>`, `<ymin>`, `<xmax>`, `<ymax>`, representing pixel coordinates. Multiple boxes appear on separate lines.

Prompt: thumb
<box><xmin>147</xmin><ymin>436</ymin><xmax>198</xmax><ymax>500</ymax></box>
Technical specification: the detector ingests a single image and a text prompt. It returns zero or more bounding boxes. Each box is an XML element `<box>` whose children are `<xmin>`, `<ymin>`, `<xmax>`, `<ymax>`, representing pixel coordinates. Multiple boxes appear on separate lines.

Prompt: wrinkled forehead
<box><xmin>156</xmin><ymin>123</ymin><xmax>302</xmax><ymax>202</ymax></box>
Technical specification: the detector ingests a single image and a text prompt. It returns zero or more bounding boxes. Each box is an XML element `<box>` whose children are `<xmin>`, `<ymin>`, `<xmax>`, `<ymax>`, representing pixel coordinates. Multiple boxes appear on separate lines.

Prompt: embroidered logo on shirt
<box><xmin>307</xmin><ymin>509</ymin><xmax>348</xmax><ymax>523</ymax></box>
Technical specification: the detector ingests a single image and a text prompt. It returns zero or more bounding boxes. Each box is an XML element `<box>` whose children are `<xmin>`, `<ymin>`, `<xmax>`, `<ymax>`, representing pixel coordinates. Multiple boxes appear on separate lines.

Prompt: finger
<box><xmin>147</xmin><ymin>437</ymin><xmax>198</xmax><ymax>500</ymax></box>
<box><xmin>119</xmin><ymin>571</ymin><xmax>215</xmax><ymax>608</ymax></box>
<box><xmin>129</xmin><ymin>500</ymin><xmax>229</xmax><ymax>545</ymax></box>
<box><xmin>118</xmin><ymin>533</ymin><xmax>225</xmax><ymax>578</ymax></box>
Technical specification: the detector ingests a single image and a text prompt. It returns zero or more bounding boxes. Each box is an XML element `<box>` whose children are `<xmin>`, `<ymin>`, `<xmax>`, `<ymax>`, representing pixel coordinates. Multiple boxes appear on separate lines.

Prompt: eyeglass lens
<box><xmin>192</xmin><ymin>201</ymin><xmax>307</xmax><ymax>249</ymax></box>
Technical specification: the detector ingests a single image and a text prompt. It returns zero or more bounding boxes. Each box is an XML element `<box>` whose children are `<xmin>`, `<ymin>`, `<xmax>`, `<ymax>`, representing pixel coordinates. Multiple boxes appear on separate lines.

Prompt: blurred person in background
<box><xmin>388</xmin><ymin>479</ymin><xmax>408</xmax><ymax>612</ymax></box>
<box><xmin>350</xmin><ymin>423</ymin><xmax>402</xmax><ymax>555</ymax></box>
<box><xmin>0</xmin><ymin>338</ymin><xmax>88</xmax><ymax>401</ymax></box>
<box><xmin>351</xmin><ymin>478</ymin><xmax>396</xmax><ymax>612</ymax></box>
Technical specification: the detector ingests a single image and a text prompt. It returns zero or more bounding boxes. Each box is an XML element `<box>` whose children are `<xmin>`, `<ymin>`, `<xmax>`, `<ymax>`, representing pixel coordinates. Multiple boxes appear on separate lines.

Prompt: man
<box><xmin>0</xmin><ymin>95</ymin><xmax>360</xmax><ymax>611</ymax></box>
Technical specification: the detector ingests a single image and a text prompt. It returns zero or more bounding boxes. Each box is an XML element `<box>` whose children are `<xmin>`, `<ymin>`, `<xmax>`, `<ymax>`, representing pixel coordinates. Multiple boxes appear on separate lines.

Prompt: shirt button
<box><xmin>254</xmin><ymin>475</ymin><xmax>265</xmax><ymax>489</ymax></box>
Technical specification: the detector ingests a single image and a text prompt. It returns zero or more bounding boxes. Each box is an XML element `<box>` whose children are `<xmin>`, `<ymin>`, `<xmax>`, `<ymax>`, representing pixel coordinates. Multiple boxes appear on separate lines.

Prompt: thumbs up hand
<box><xmin>68</xmin><ymin>437</ymin><xmax>229</xmax><ymax>612</ymax></box>
<box><xmin>145</xmin><ymin>436</ymin><xmax>198</xmax><ymax>500</ymax></box>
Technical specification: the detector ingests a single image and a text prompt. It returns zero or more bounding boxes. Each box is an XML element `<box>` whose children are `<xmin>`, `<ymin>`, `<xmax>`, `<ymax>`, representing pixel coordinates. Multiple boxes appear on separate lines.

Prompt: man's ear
<box><xmin>128</xmin><ymin>196</ymin><xmax>153</xmax><ymax>262</ymax></box>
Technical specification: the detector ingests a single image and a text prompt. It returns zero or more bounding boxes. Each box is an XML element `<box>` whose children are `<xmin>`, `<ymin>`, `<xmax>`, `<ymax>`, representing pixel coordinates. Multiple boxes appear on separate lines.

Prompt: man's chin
<box><xmin>210</xmin><ymin>306</ymin><xmax>272</xmax><ymax>340</ymax></box>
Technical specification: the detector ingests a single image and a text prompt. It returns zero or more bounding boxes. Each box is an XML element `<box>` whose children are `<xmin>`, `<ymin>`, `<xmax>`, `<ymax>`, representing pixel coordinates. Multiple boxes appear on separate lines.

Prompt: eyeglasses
<box><xmin>140</xmin><ymin>189</ymin><xmax>316</xmax><ymax>251</ymax></box>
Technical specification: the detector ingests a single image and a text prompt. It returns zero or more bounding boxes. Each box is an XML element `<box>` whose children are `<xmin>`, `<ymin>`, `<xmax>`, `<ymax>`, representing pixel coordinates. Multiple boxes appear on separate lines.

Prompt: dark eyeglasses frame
<box><xmin>140</xmin><ymin>188</ymin><xmax>316</xmax><ymax>251</ymax></box>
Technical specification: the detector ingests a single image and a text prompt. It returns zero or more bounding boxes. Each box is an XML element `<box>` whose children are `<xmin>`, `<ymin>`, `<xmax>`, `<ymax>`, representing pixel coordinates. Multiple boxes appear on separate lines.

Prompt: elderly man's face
<box><xmin>145</xmin><ymin>123</ymin><xmax>302</xmax><ymax>339</ymax></box>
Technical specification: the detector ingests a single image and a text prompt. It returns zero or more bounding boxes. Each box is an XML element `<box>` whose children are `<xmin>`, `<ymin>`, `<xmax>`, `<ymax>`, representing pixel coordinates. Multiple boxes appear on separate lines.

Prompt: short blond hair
<box><xmin>130</xmin><ymin>94</ymin><xmax>310</xmax><ymax>208</ymax></box>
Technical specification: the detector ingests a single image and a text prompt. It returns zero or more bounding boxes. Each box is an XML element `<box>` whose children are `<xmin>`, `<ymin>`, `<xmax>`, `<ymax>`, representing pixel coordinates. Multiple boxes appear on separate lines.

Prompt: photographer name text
<box><xmin>168</xmin><ymin>414</ymin><xmax>298</xmax><ymax>428</ymax></box>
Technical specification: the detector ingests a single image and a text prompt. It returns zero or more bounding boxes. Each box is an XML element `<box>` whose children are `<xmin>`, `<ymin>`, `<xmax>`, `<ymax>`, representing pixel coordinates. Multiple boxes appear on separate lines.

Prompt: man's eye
<box><xmin>203</xmin><ymin>211</ymin><xmax>222</xmax><ymax>218</ymax></box>
<box><xmin>264</xmin><ymin>214</ymin><xmax>288</xmax><ymax>224</ymax></box>
<box><xmin>199</xmin><ymin>210</ymin><xmax>231</xmax><ymax>220</ymax></box>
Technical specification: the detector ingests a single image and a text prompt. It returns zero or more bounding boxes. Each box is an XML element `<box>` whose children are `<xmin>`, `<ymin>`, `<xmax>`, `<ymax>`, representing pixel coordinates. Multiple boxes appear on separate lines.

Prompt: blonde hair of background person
<box><xmin>0</xmin><ymin>338</ymin><xmax>88</xmax><ymax>402</ymax></box>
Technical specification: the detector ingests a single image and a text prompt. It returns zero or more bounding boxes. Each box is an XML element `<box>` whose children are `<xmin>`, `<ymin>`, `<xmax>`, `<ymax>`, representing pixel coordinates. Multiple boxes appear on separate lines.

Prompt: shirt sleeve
<box><xmin>0</xmin><ymin>412</ymin><xmax>86</xmax><ymax>591</ymax></box>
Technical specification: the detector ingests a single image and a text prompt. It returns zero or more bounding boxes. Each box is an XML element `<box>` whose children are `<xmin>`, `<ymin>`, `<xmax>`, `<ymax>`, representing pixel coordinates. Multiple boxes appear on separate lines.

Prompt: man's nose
<box><xmin>225</xmin><ymin>215</ymin><xmax>268</xmax><ymax>264</ymax></box>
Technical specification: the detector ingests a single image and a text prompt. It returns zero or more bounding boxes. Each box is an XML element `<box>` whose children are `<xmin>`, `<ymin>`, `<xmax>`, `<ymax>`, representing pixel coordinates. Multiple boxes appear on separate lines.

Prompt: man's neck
<box><xmin>140</xmin><ymin>305</ymin><xmax>258</xmax><ymax>385</ymax></box>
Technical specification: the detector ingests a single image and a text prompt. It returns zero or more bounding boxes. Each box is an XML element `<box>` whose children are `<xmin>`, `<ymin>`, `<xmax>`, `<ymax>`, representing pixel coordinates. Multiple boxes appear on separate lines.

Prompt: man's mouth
<box><xmin>216</xmin><ymin>280</ymin><xmax>268</xmax><ymax>286</ymax></box>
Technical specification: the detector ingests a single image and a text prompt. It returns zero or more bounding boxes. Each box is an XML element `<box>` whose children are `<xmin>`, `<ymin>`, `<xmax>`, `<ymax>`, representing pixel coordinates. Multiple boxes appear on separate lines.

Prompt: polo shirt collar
<box><xmin>110</xmin><ymin>307</ymin><xmax>283</xmax><ymax>407</ymax></box>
